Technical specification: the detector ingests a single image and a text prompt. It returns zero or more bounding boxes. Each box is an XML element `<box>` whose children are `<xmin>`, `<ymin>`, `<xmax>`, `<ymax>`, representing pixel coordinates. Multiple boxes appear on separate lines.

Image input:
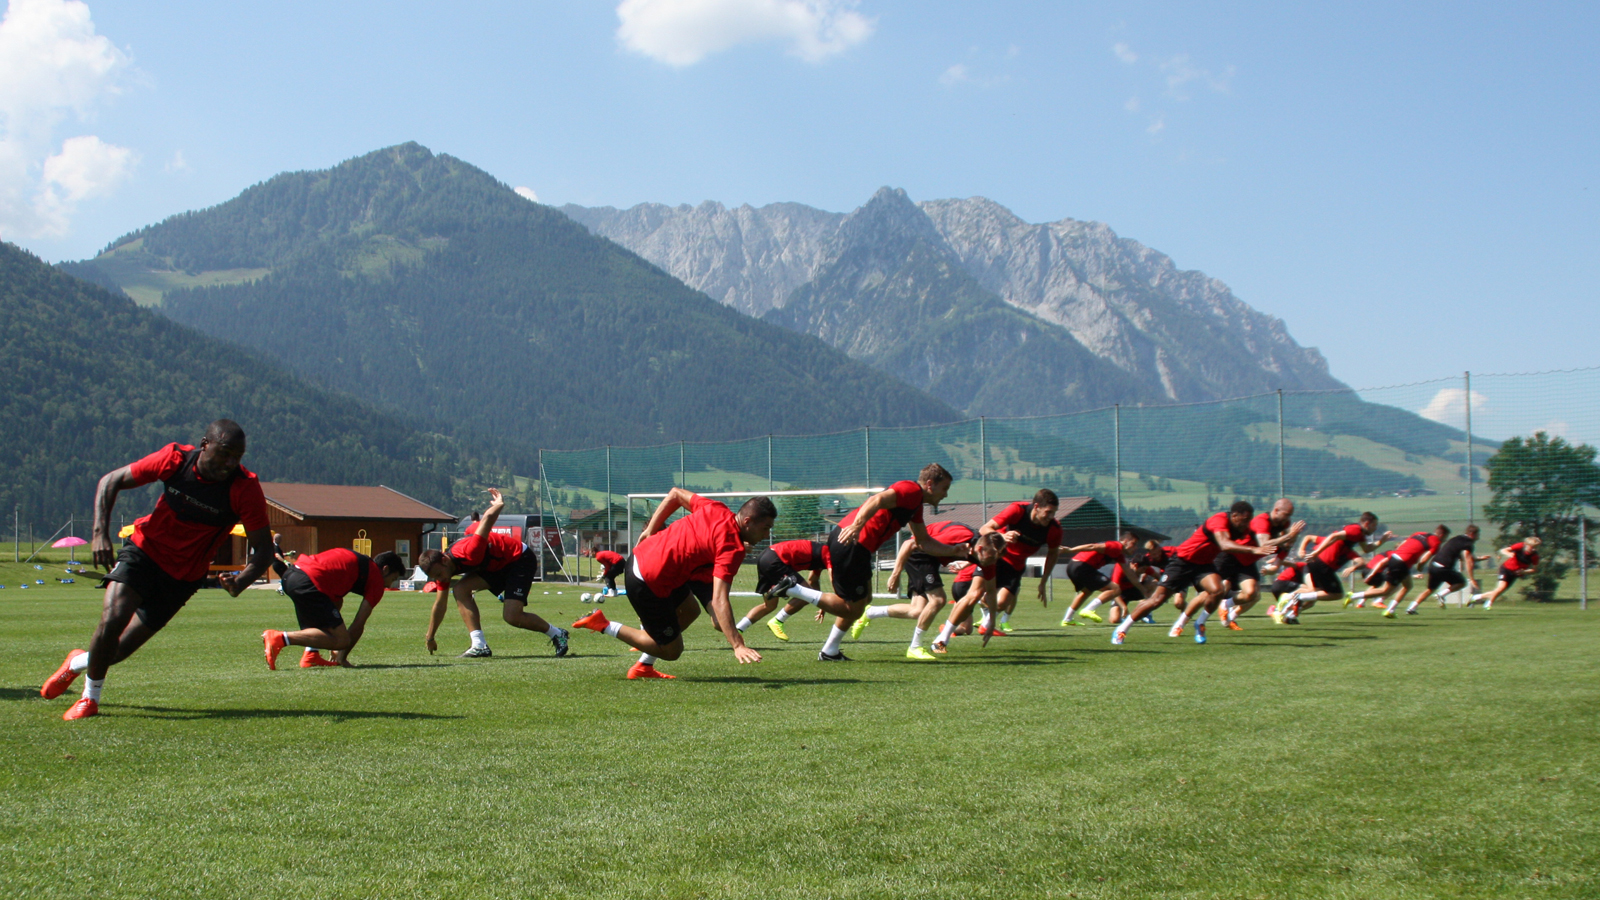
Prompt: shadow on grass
<box><xmin>116</xmin><ymin>705</ymin><xmax>464</xmax><ymax>722</ymax></box>
<box><xmin>684</xmin><ymin>676</ymin><xmax>867</xmax><ymax>687</ymax></box>
<box><xmin>0</xmin><ymin>686</ymin><xmax>44</xmax><ymax>701</ymax></box>
<box><xmin>339</xmin><ymin>663</ymin><xmax>454</xmax><ymax>670</ymax></box>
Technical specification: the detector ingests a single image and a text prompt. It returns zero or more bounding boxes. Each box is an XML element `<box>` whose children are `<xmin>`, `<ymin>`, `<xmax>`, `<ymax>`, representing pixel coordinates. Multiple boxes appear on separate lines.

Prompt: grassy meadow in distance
<box><xmin>1</xmin><ymin>555</ymin><xmax>1595</xmax><ymax>899</ymax></box>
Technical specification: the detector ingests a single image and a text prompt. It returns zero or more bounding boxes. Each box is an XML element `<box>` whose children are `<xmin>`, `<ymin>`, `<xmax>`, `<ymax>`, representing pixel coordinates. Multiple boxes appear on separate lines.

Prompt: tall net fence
<box><xmin>538</xmin><ymin>368</ymin><xmax>1600</xmax><ymax>600</ymax></box>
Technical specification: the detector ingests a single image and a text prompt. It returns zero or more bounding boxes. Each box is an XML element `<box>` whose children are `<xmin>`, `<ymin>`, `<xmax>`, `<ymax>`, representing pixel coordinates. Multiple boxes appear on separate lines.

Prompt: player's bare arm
<box><xmin>220</xmin><ymin>527</ymin><xmax>275</xmax><ymax>596</ymax></box>
<box><xmin>909</xmin><ymin>520</ymin><xmax>966</xmax><ymax>558</ymax></box>
<box><xmin>709</xmin><ymin>578</ymin><xmax>760</xmax><ymax>664</ymax></box>
<box><xmin>837</xmin><ymin>488</ymin><xmax>894</xmax><ymax>545</ymax></box>
<box><xmin>886</xmin><ymin>537</ymin><xmax>917</xmax><ymax>592</ymax></box>
<box><xmin>89</xmin><ymin>464</ymin><xmax>140</xmax><ymax>571</ymax></box>
<box><xmin>640</xmin><ymin>486</ymin><xmax>696</xmax><ymax>541</ymax></box>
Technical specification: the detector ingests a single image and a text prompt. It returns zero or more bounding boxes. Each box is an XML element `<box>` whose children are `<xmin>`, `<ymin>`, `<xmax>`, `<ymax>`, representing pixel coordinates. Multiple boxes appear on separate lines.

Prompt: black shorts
<box><xmin>1266</xmin><ymin>577</ymin><xmax>1298</xmax><ymax>596</ymax></box>
<box><xmin>827</xmin><ymin>527</ymin><xmax>875</xmax><ymax>603</ymax></box>
<box><xmin>951</xmin><ymin>578</ymin><xmax>973</xmax><ymax>603</ymax></box>
<box><xmin>1117</xmin><ymin>582</ymin><xmax>1145</xmax><ymax>604</ymax></box>
<box><xmin>755</xmin><ymin>548</ymin><xmax>801</xmax><ymax>595</ymax></box>
<box><xmin>1215</xmin><ymin>554</ymin><xmax>1260</xmax><ymax>585</ymax></box>
<box><xmin>1306</xmin><ymin>559</ymin><xmax>1344</xmax><ymax>596</ymax></box>
<box><xmin>1066</xmin><ymin>560</ymin><xmax>1111</xmax><ymax>593</ymax></box>
<box><xmin>478</xmin><ymin>549</ymin><xmax>539</xmax><ymax>603</ymax></box>
<box><xmin>1497</xmin><ymin>565</ymin><xmax>1520</xmax><ymax>587</ymax></box>
<box><xmin>1157</xmin><ymin>556</ymin><xmax>1216</xmax><ymax>594</ymax></box>
<box><xmin>993</xmin><ymin>560</ymin><xmax>1025</xmax><ymax>595</ymax></box>
<box><xmin>101</xmin><ymin>542</ymin><xmax>204</xmax><ymax>632</ymax></box>
<box><xmin>281</xmin><ymin>567</ymin><xmax>345</xmax><ymax>631</ymax></box>
<box><xmin>601</xmin><ymin>562</ymin><xmax>624</xmax><ymax>587</ymax></box>
<box><xmin>1427</xmin><ymin>562</ymin><xmax>1467</xmax><ymax>592</ymax></box>
<box><xmin>1371</xmin><ymin>556</ymin><xmax>1412</xmax><ymax>588</ymax></box>
<box><xmin>904</xmin><ymin>554</ymin><xmax>945</xmax><ymax>596</ymax></box>
<box><xmin>624</xmin><ymin>565</ymin><xmax>695</xmax><ymax>647</ymax></box>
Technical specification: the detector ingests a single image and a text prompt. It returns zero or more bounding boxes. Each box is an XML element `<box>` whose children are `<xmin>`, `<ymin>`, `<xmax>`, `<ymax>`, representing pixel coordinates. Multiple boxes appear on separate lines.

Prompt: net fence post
<box><xmin>605</xmin><ymin>445</ymin><xmax>612</xmax><ymax>554</ymax></box>
<box><xmin>536</xmin><ymin>449</ymin><xmax>544</xmax><ymax>580</ymax></box>
<box><xmin>1582</xmin><ymin>517</ymin><xmax>1588</xmax><ymax>611</ymax></box>
<box><xmin>864</xmin><ymin>427</ymin><xmax>871</xmax><ymax>488</ymax></box>
<box><xmin>1113</xmin><ymin>404</ymin><xmax>1122</xmax><ymax>538</ymax></box>
<box><xmin>1277</xmin><ymin>389</ymin><xmax>1286</xmax><ymax>498</ymax></box>
<box><xmin>980</xmin><ymin>417</ymin><xmax>988</xmax><ymax>521</ymax></box>
<box><xmin>679</xmin><ymin>441</ymin><xmax>685</xmax><ymax>488</ymax></box>
<box><xmin>1464</xmin><ymin>371</ymin><xmax>1474</xmax><ymax>524</ymax></box>
<box><xmin>767</xmin><ymin>434</ymin><xmax>773</xmax><ymax>492</ymax></box>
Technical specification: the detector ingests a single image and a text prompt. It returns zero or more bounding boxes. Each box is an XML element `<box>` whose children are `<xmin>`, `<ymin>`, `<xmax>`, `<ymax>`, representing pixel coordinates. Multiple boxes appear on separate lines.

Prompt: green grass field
<box><xmin>2</xmin><ymin>560</ymin><xmax>1595</xmax><ymax>899</ymax></box>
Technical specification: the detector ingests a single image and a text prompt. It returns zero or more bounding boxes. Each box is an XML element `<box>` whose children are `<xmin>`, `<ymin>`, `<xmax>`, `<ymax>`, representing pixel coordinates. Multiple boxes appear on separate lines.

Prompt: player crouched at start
<box><xmin>262</xmin><ymin>549</ymin><xmax>407</xmax><ymax>669</ymax></box>
<box><xmin>572</xmin><ymin>489</ymin><xmax>776</xmax><ymax>679</ymax></box>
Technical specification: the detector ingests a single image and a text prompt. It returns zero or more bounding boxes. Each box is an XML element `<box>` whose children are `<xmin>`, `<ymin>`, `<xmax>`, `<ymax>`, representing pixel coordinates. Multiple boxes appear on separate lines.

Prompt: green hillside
<box><xmin>0</xmin><ymin>241</ymin><xmax>504</xmax><ymax>524</ymax></box>
<box><xmin>66</xmin><ymin>144</ymin><xmax>959</xmax><ymax>452</ymax></box>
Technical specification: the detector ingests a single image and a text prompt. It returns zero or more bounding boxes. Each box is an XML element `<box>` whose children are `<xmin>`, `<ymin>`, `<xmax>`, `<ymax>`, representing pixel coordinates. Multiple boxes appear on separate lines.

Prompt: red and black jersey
<box><xmin>448</xmin><ymin>529</ymin><xmax>526</xmax><ymax>574</ymax></box>
<box><xmin>1111</xmin><ymin>559</ymin><xmax>1152</xmax><ymax>587</ymax></box>
<box><xmin>1250</xmin><ymin>513</ymin><xmax>1291</xmax><ymax>561</ymax></box>
<box><xmin>126</xmin><ymin>443</ymin><xmax>270</xmax><ymax>581</ymax></box>
<box><xmin>989</xmin><ymin>501</ymin><xmax>1063</xmax><ymax>568</ymax></box>
<box><xmin>295</xmin><ymin>548</ymin><xmax>387</xmax><ymax>608</ymax></box>
<box><xmin>1274</xmin><ymin>559</ymin><xmax>1307</xmax><ymax>584</ymax></box>
<box><xmin>1316</xmin><ymin>524</ymin><xmax>1368</xmax><ymax>568</ymax></box>
<box><xmin>595</xmin><ymin>550</ymin><xmax>625</xmax><ymax>570</ymax></box>
<box><xmin>1391</xmin><ymin>532</ymin><xmax>1441</xmax><ymax>566</ymax></box>
<box><xmin>1504</xmin><ymin>543</ymin><xmax>1540</xmax><ymax>571</ymax></box>
<box><xmin>1175</xmin><ymin>512</ymin><xmax>1246</xmax><ymax>566</ymax></box>
<box><xmin>931</xmin><ymin>520</ymin><xmax>997</xmax><ymax>581</ymax></box>
<box><xmin>1072</xmin><ymin>540</ymin><xmax>1127</xmax><ymax>569</ymax></box>
<box><xmin>839</xmin><ymin>481</ymin><xmax>925</xmax><ymax>553</ymax></box>
<box><xmin>633</xmin><ymin>494</ymin><xmax>747</xmax><ymax>594</ymax></box>
<box><xmin>771</xmin><ymin>539</ymin><xmax>828</xmax><ymax>573</ymax></box>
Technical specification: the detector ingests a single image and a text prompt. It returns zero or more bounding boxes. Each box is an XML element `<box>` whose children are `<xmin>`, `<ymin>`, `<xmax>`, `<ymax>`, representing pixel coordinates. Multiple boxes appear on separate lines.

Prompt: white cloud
<box><xmin>514</xmin><ymin>185</ymin><xmax>539</xmax><ymax>202</ymax></box>
<box><xmin>0</xmin><ymin>0</ymin><xmax>134</xmax><ymax>240</ymax></box>
<box><xmin>938</xmin><ymin>63</ymin><xmax>968</xmax><ymax>86</ymax></box>
<box><xmin>1541</xmin><ymin>420</ymin><xmax>1570</xmax><ymax>439</ymax></box>
<box><xmin>164</xmin><ymin>149</ymin><xmax>188</xmax><ymax>173</ymax></box>
<box><xmin>1161</xmin><ymin>53</ymin><xmax>1234</xmax><ymax>99</ymax></box>
<box><xmin>1418</xmin><ymin>388</ymin><xmax>1488</xmax><ymax>429</ymax></box>
<box><xmin>1124</xmin><ymin>95</ymin><xmax>1140</xmax><ymax>113</ymax></box>
<box><xmin>1112</xmin><ymin>41</ymin><xmax>1137</xmax><ymax>64</ymax></box>
<box><xmin>616</xmin><ymin>0</ymin><xmax>874</xmax><ymax>67</ymax></box>
<box><xmin>1145</xmin><ymin>114</ymin><xmax>1165</xmax><ymax>136</ymax></box>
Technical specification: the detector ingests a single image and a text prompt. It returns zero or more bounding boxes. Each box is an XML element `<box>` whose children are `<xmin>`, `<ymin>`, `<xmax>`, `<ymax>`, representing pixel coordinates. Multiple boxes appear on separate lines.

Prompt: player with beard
<box><xmin>1217</xmin><ymin>499</ymin><xmax>1305</xmax><ymax>630</ymax></box>
<box><xmin>1111</xmin><ymin>502</ymin><xmax>1271</xmax><ymax>646</ymax></box>
<box><xmin>1277</xmin><ymin>513</ymin><xmax>1392</xmax><ymax>620</ymax></box>
<box><xmin>41</xmin><ymin>421</ymin><xmax>273</xmax><ymax>720</ymax></box>
<box><xmin>1346</xmin><ymin>525</ymin><xmax>1447</xmax><ymax>616</ymax></box>
<box><xmin>854</xmin><ymin>525</ymin><xmax>1005</xmax><ymax>660</ymax></box>
<box><xmin>262</xmin><ymin>549</ymin><xmax>407</xmax><ymax>668</ymax></box>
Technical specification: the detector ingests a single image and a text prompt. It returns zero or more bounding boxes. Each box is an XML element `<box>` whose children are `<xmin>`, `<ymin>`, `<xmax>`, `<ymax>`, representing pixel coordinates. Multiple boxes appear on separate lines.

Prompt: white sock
<box><xmin>1194</xmin><ymin>609</ymin><xmax>1210</xmax><ymax>626</ymax></box>
<box><xmin>1083</xmin><ymin>598</ymin><xmax>1104</xmax><ymax>614</ymax></box>
<box><xmin>865</xmin><ymin>606</ymin><xmax>890</xmax><ymax>620</ymax></box>
<box><xmin>1406</xmin><ymin>599</ymin><xmax>1420</xmax><ymax>611</ymax></box>
<box><xmin>69</xmin><ymin>652</ymin><xmax>90</xmax><ymax>674</ymax></box>
<box><xmin>602</xmin><ymin>621</ymin><xmax>623</xmax><ymax>638</ymax></box>
<box><xmin>1350</xmin><ymin>590</ymin><xmax>1369</xmax><ymax>600</ymax></box>
<box><xmin>1114</xmin><ymin>617</ymin><xmax>1134</xmax><ymax>637</ymax></box>
<box><xmin>282</xmin><ymin>632</ymin><xmax>297</xmax><ymax>646</ymax></box>
<box><xmin>545</xmin><ymin>624</ymin><xmax>563</xmax><ymax>638</ymax></box>
<box><xmin>979</xmin><ymin>610</ymin><xmax>993</xmax><ymax>630</ymax></box>
<box><xmin>821</xmin><ymin>625</ymin><xmax>846</xmax><ymax>656</ymax></box>
<box><xmin>936</xmin><ymin>622</ymin><xmax>954</xmax><ymax>644</ymax></box>
<box><xmin>910</xmin><ymin>627</ymin><xmax>925</xmax><ymax>649</ymax></box>
<box><xmin>1221</xmin><ymin>596</ymin><xmax>1236</xmax><ymax>612</ymax></box>
<box><xmin>774</xmin><ymin>609</ymin><xmax>792</xmax><ymax>623</ymax></box>
<box><xmin>469</xmin><ymin>630</ymin><xmax>488</xmax><ymax>650</ymax></box>
<box><xmin>1171</xmin><ymin>612</ymin><xmax>1190</xmax><ymax>629</ymax></box>
<box><xmin>638</xmin><ymin>653</ymin><xmax>658</xmax><ymax>666</ymax></box>
<box><xmin>736</xmin><ymin>617</ymin><xmax>753</xmax><ymax>632</ymax></box>
<box><xmin>998</xmin><ymin>611</ymin><xmax>1010</xmax><ymax>625</ymax></box>
<box><xmin>1472</xmin><ymin>593</ymin><xmax>1486</xmax><ymax>601</ymax></box>
<box><xmin>787</xmin><ymin>583</ymin><xmax>823</xmax><ymax>605</ymax></box>
<box><xmin>1293</xmin><ymin>592</ymin><xmax>1319</xmax><ymax>603</ymax></box>
<box><xmin>83</xmin><ymin>678</ymin><xmax>103</xmax><ymax>702</ymax></box>
<box><xmin>1433</xmin><ymin>586</ymin><xmax>1451</xmax><ymax>600</ymax></box>
<box><xmin>1063</xmin><ymin>607</ymin><xmax>1077</xmax><ymax>622</ymax></box>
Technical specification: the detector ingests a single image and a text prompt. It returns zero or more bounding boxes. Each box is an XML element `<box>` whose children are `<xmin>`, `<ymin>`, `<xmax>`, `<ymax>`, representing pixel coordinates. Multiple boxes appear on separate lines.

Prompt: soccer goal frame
<box><xmin>623</xmin><ymin>487</ymin><xmax>882</xmax><ymax>556</ymax></box>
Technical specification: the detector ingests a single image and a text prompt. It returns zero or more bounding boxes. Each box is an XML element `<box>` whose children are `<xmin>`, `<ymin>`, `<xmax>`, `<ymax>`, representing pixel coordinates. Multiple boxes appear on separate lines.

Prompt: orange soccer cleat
<box><xmin>300</xmin><ymin>649</ymin><xmax>337</xmax><ymax>668</ymax></box>
<box><xmin>1225</xmin><ymin>619</ymin><xmax>1244</xmax><ymax>631</ymax></box>
<box><xmin>263</xmin><ymin>630</ymin><xmax>288</xmax><ymax>670</ymax></box>
<box><xmin>63</xmin><ymin>698</ymin><xmax>99</xmax><ymax>720</ymax></box>
<box><xmin>626</xmin><ymin>662</ymin><xmax>675</xmax><ymax>680</ymax></box>
<box><xmin>572</xmin><ymin>609</ymin><xmax>611</xmax><ymax>633</ymax></box>
<box><xmin>41</xmin><ymin>648</ymin><xmax>86</xmax><ymax>699</ymax></box>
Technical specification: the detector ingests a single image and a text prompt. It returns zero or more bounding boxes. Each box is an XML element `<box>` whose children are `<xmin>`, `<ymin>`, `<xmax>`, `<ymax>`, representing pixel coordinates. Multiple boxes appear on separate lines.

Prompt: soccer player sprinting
<box><xmin>1217</xmin><ymin>500</ymin><xmax>1305</xmax><ymax>629</ymax></box>
<box><xmin>1104</xmin><ymin>543</ymin><xmax>1167</xmax><ymax>626</ymax></box>
<box><xmin>854</xmin><ymin>524</ymin><xmax>1005</xmax><ymax>660</ymax></box>
<box><xmin>734</xmin><ymin>539</ymin><xmax>829</xmax><ymax>641</ymax></box>
<box><xmin>595</xmin><ymin>548</ymin><xmax>626</xmax><ymax>597</ymax></box>
<box><xmin>979</xmin><ymin>489</ymin><xmax>1064</xmax><ymax>633</ymax></box>
<box><xmin>1471</xmin><ymin>536</ymin><xmax>1541</xmax><ymax>608</ymax></box>
<box><xmin>42</xmin><ymin>420</ymin><xmax>274</xmax><ymax>720</ymax></box>
<box><xmin>1277</xmin><ymin>513</ymin><xmax>1392</xmax><ymax>620</ymax></box>
<box><xmin>571</xmin><ymin>488</ymin><xmax>775</xmax><ymax>678</ymax></box>
<box><xmin>419</xmin><ymin>488</ymin><xmax>569</xmax><ymax>659</ymax></box>
<box><xmin>1059</xmin><ymin>531</ymin><xmax>1140</xmax><ymax>626</ymax></box>
<box><xmin>1416</xmin><ymin>525</ymin><xmax>1483</xmax><ymax>608</ymax></box>
<box><xmin>1112</xmin><ymin>501</ymin><xmax>1270</xmax><ymax>646</ymax></box>
<box><xmin>262</xmin><ymin>549</ymin><xmax>406</xmax><ymax>668</ymax></box>
<box><xmin>1348</xmin><ymin>526</ymin><xmax>1446</xmax><ymax>617</ymax></box>
<box><xmin>766</xmin><ymin>464</ymin><xmax>968</xmax><ymax>661</ymax></box>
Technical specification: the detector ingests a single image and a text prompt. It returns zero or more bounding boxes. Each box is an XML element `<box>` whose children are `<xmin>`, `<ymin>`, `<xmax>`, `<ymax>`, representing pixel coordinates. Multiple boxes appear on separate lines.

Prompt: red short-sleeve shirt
<box><xmin>448</xmin><ymin>530</ymin><xmax>526</xmax><ymax>573</ymax></box>
<box><xmin>296</xmin><ymin>548</ymin><xmax>387</xmax><ymax>608</ymax></box>
<box><xmin>1316</xmin><ymin>524</ymin><xmax>1367</xmax><ymax>568</ymax></box>
<box><xmin>1504</xmin><ymin>543</ymin><xmax>1540</xmax><ymax>571</ymax></box>
<box><xmin>126</xmin><ymin>443</ymin><xmax>270</xmax><ymax>581</ymax></box>
<box><xmin>1072</xmin><ymin>540</ymin><xmax>1126</xmax><ymax>569</ymax></box>
<box><xmin>595</xmin><ymin>550</ymin><xmax>625</xmax><ymax>569</ymax></box>
<box><xmin>1175</xmin><ymin>512</ymin><xmax>1235</xmax><ymax>566</ymax></box>
<box><xmin>990</xmin><ymin>501</ymin><xmax>1063</xmax><ymax>568</ymax></box>
<box><xmin>840</xmin><ymin>481</ymin><xmax>925</xmax><ymax>553</ymax></box>
<box><xmin>633</xmin><ymin>494</ymin><xmax>747</xmax><ymax>595</ymax></box>
<box><xmin>771</xmin><ymin>539</ymin><xmax>826</xmax><ymax>572</ymax></box>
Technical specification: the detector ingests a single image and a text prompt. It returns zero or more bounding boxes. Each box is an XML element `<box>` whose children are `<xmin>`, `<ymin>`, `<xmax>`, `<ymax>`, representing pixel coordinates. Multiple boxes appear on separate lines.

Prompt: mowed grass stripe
<box><xmin>1</xmin><ymin>580</ymin><xmax>1595</xmax><ymax>899</ymax></box>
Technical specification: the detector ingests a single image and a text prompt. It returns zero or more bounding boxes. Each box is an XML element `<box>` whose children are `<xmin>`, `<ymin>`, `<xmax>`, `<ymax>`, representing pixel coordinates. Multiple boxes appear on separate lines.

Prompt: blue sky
<box><xmin>1</xmin><ymin>0</ymin><xmax>1595</xmax><ymax>435</ymax></box>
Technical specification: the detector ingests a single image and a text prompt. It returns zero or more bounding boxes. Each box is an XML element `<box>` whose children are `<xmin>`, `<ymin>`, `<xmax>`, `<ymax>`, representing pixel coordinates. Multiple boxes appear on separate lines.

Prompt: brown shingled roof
<box><xmin>261</xmin><ymin>483</ymin><xmax>457</xmax><ymax>522</ymax></box>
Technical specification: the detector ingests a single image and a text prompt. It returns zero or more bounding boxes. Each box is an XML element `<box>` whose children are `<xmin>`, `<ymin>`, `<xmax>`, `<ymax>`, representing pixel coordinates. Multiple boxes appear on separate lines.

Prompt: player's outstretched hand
<box><xmin>886</xmin><ymin>571</ymin><xmax>899</xmax><ymax>592</ymax></box>
<box><xmin>484</xmin><ymin>487</ymin><xmax>503</xmax><ymax>506</ymax></box>
<box><xmin>1037</xmin><ymin>585</ymin><xmax>1050</xmax><ymax>607</ymax></box>
<box><xmin>836</xmin><ymin>523</ymin><xmax>862</xmax><ymax>546</ymax></box>
<box><xmin>219</xmin><ymin>572</ymin><xmax>244</xmax><ymax>597</ymax></box>
<box><xmin>734</xmin><ymin>646</ymin><xmax>762</xmax><ymax>664</ymax></box>
<box><xmin>814</xmin><ymin>608</ymin><xmax>826</xmax><ymax>622</ymax></box>
<box><xmin>425</xmin><ymin>636</ymin><xmax>437</xmax><ymax>655</ymax></box>
<box><xmin>1003</xmin><ymin>530</ymin><xmax>1023</xmax><ymax>545</ymax></box>
<box><xmin>337</xmin><ymin>658</ymin><xmax>355</xmax><ymax>668</ymax></box>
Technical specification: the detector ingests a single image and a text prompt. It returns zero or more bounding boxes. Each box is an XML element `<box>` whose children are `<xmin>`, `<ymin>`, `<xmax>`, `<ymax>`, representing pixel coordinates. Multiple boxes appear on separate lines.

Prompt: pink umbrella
<box><xmin>53</xmin><ymin>535</ymin><xmax>88</xmax><ymax>562</ymax></box>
